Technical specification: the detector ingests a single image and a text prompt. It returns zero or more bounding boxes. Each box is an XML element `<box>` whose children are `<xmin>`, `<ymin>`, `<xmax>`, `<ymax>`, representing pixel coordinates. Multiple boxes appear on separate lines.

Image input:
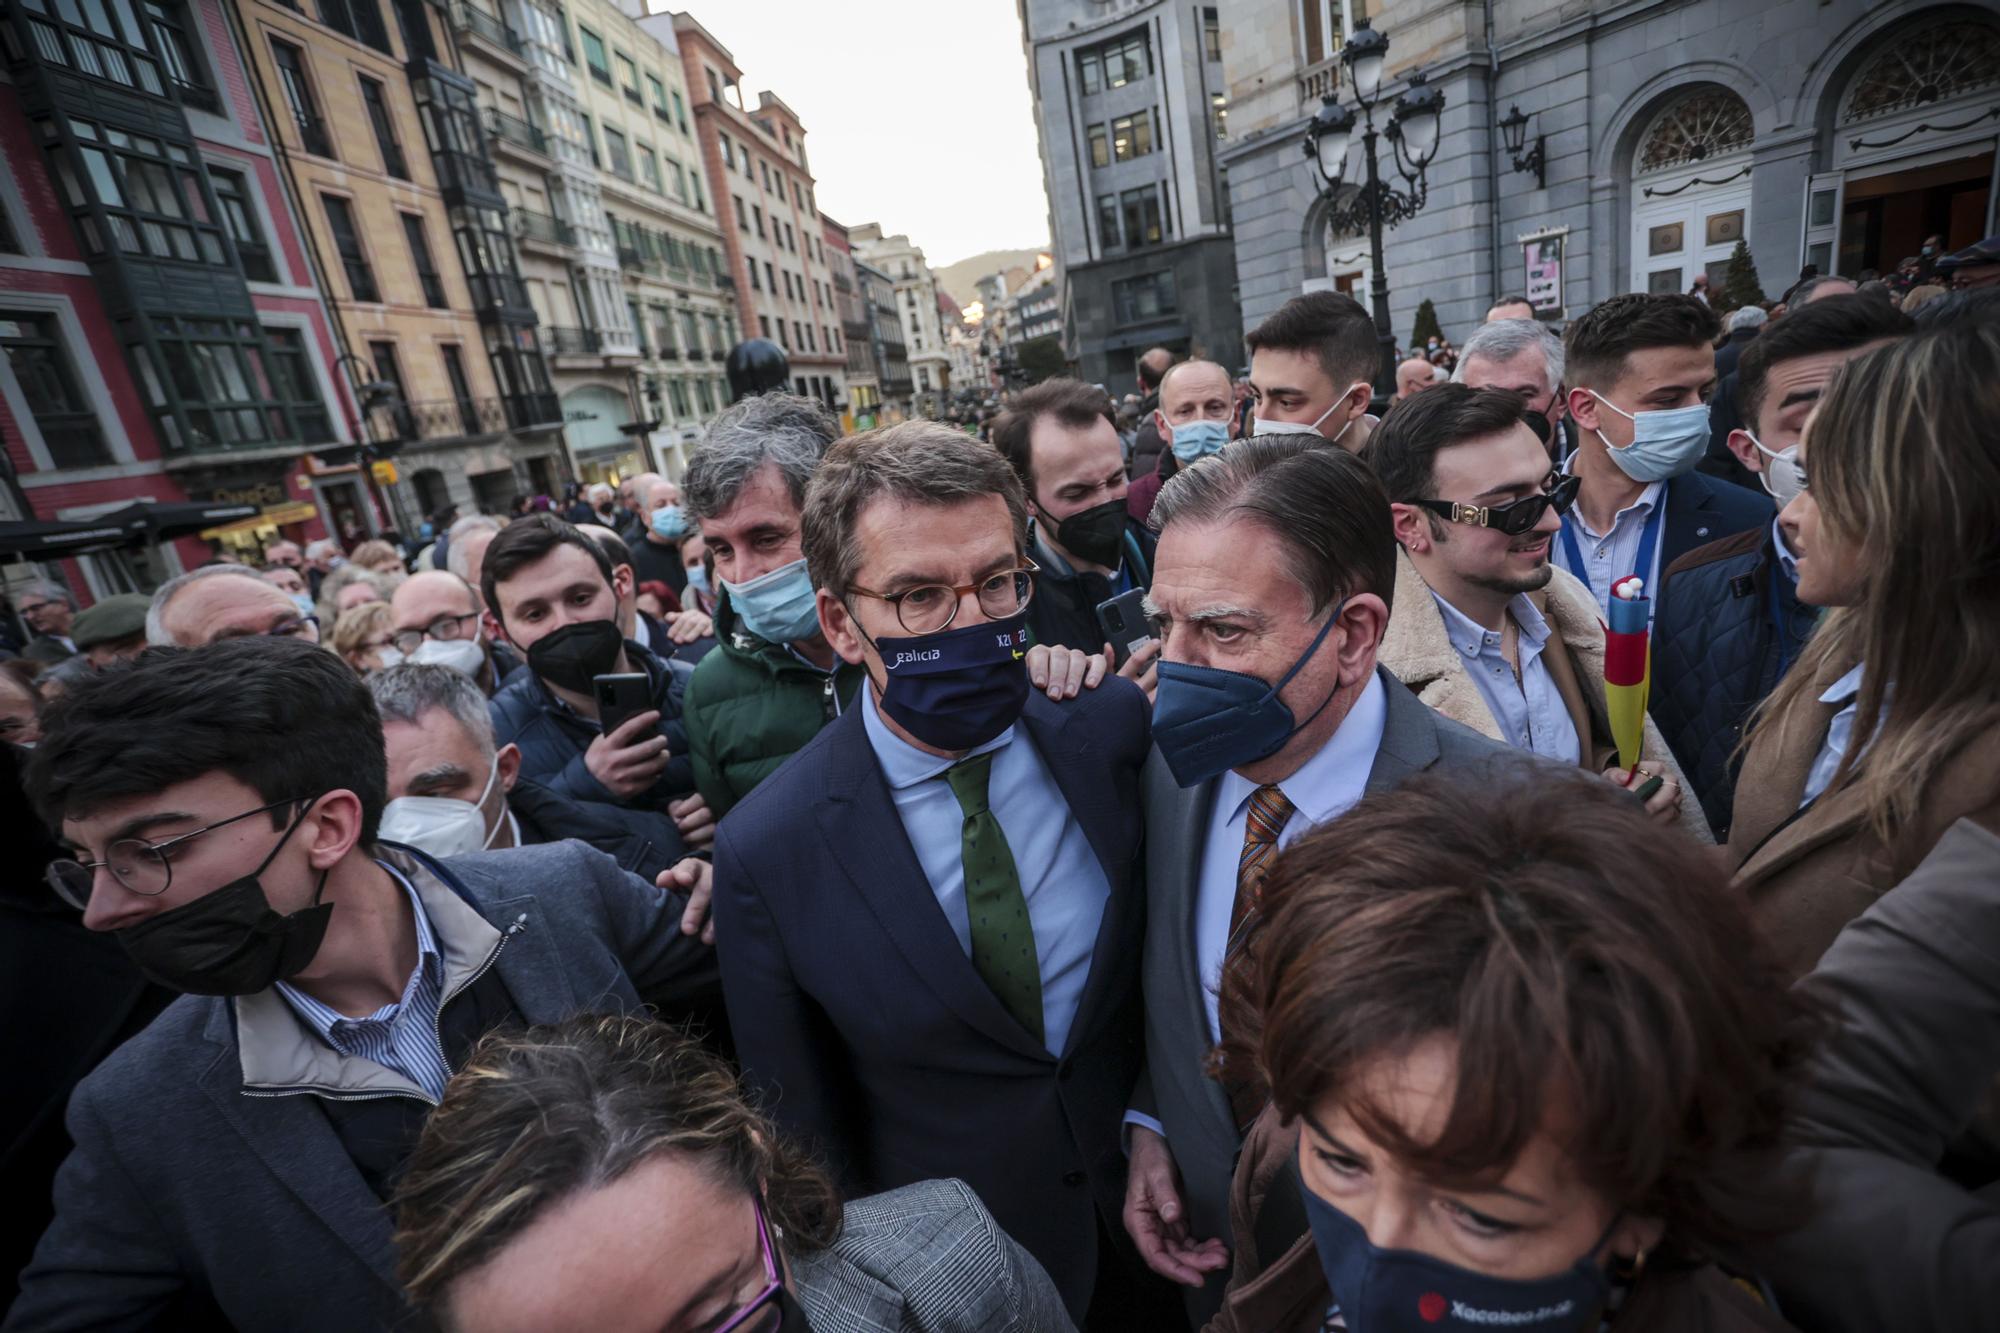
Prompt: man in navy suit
<box><xmin>711</xmin><ymin>420</ymin><xmax>1169</xmax><ymax>1328</ymax></box>
<box><xmin>1558</xmin><ymin>293</ymin><xmax>1771</xmax><ymax>624</ymax></box>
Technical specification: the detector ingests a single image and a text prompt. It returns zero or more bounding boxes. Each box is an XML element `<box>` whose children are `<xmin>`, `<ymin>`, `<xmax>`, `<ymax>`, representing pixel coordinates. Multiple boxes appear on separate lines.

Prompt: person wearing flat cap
<box><xmin>70</xmin><ymin>593</ymin><xmax>151</xmax><ymax>668</ymax></box>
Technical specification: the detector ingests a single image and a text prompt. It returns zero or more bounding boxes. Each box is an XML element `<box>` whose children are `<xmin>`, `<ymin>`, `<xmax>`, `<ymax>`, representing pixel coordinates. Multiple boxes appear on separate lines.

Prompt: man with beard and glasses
<box><xmin>7</xmin><ymin>637</ymin><xmax>718</xmax><ymax>1331</ymax></box>
<box><xmin>993</xmin><ymin>378</ymin><xmax>1162</xmax><ymax>696</ymax></box>
<box><xmin>711</xmin><ymin>420</ymin><xmax>1173</xmax><ymax>1329</ymax></box>
<box><xmin>1369</xmin><ymin>385</ymin><xmax>1698</xmax><ymax>829</ymax></box>
<box><xmin>483</xmin><ymin>516</ymin><xmax>714</xmax><ymax>862</ymax></box>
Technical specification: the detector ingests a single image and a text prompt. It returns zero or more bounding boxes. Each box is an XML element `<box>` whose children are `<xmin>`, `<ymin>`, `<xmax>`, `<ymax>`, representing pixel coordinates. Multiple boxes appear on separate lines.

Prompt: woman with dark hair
<box><xmin>1205</xmin><ymin>767</ymin><xmax>1814</xmax><ymax>1333</ymax></box>
<box><xmin>392</xmin><ymin>1013</ymin><xmax>1073</xmax><ymax>1333</ymax></box>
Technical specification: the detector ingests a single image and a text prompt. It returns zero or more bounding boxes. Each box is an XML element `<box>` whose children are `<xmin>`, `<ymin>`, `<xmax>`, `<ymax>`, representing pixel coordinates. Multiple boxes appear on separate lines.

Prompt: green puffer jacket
<box><xmin>683</xmin><ymin>592</ymin><xmax>867</xmax><ymax>818</ymax></box>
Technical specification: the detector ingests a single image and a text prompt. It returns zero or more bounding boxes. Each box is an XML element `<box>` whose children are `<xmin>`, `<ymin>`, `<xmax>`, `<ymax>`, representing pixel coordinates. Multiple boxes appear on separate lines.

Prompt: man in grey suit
<box><xmin>8</xmin><ymin>637</ymin><xmax>719</xmax><ymax>1332</ymax></box>
<box><xmin>1124</xmin><ymin>438</ymin><xmax>1523</xmax><ymax>1326</ymax></box>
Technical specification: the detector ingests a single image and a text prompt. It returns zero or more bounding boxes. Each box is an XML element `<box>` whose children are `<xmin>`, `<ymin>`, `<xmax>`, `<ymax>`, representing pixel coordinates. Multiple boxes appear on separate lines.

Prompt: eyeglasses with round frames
<box><xmin>390</xmin><ymin>610</ymin><xmax>480</xmax><ymax>655</ymax></box>
<box><xmin>847</xmin><ymin>560</ymin><xmax>1039</xmax><ymax>636</ymax></box>
<box><xmin>45</xmin><ymin>796</ymin><xmax>306</xmax><ymax>911</ymax></box>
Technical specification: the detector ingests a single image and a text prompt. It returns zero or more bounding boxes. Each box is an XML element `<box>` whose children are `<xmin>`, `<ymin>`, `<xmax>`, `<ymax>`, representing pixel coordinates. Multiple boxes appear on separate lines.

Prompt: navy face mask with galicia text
<box><xmin>1301</xmin><ymin>1172</ymin><xmax>1616</xmax><ymax>1333</ymax></box>
<box><xmin>1151</xmin><ymin>602</ymin><xmax>1345</xmax><ymax>787</ymax></box>
<box><xmin>873</xmin><ymin>612</ymin><xmax>1031</xmax><ymax>752</ymax></box>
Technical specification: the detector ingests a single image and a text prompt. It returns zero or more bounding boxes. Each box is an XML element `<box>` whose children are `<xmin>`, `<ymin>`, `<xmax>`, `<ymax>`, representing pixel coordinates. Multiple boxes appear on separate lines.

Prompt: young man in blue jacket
<box><xmin>9</xmin><ymin>637</ymin><xmax>717</xmax><ymax>1331</ymax></box>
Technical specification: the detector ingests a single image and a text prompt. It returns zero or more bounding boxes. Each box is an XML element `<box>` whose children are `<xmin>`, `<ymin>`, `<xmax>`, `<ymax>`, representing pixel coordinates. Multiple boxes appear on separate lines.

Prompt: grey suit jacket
<box><xmin>1737</xmin><ymin>816</ymin><xmax>2000</xmax><ymax>1333</ymax></box>
<box><xmin>1132</xmin><ymin>666</ymin><xmax>1525</xmax><ymax>1327</ymax></box>
<box><xmin>797</xmin><ymin>1178</ymin><xmax>1076</xmax><ymax>1333</ymax></box>
<box><xmin>6</xmin><ymin>841</ymin><xmax>718</xmax><ymax>1333</ymax></box>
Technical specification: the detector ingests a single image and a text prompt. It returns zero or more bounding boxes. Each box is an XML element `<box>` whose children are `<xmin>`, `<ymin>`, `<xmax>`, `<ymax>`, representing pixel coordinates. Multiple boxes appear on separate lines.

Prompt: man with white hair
<box><xmin>1715</xmin><ymin>303</ymin><xmax>1767</xmax><ymax>380</ymax></box>
<box><xmin>630</xmin><ymin>477</ymin><xmax>691</xmax><ymax>596</ymax></box>
<box><xmin>146</xmin><ymin>564</ymin><xmax>321</xmax><ymax>647</ymax></box>
<box><xmin>1452</xmin><ymin>317</ymin><xmax>1568</xmax><ymax>452</ymax></box>
<box><xmin>16</xmin><ymin>579</ymin><xmax>79</xmax><ymax>662</ymax></box>
<box><xmin>370</xmin><ymin>662</ymin><xmax>684</xmax><ymax>883</ymax></box>
<box><xmin>615</xmin><ymin>470</ymin><xmax>664</xmax><ymax>542</ymax></box>
<box><xmin>303</xmin><ymin>538</ymin><xmax>342</xmax><ymax>599</ymax></box>
<box><xmin>581</xmin><ymin>482</ymin><xmax>618</xmax><ymax>529</ymax></box>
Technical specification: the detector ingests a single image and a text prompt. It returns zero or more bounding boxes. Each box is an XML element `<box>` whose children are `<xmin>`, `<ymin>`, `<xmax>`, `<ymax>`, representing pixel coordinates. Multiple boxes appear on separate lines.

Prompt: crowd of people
<box><xmin>1</xmin><ymin>240</ymin><xmax>1997</xmax><ymax>1333</ymax></box>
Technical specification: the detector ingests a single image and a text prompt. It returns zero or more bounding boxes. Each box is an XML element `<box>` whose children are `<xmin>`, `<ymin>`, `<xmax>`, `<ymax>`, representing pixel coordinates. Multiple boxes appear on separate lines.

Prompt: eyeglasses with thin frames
<box><xmin>390</xmin><ymin>610</ymin><xmax>480</xmax><ymax>655</ymax></box>
<box><xmin>847</xmin><ymin>560</ymin><xmax>1039</xmax><ymax>636</ymax></box>
<box><xmin>45</xmin><ymin>796</ymin><xmax>306</xmax><ymax>911</ymax></box>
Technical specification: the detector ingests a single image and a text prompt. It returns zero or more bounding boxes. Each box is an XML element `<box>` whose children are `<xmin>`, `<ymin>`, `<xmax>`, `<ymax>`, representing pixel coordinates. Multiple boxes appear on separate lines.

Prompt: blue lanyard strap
<box><xmin>1559</xmin><ymin>493</ymin><xmax>1667</xmax><ymax>599</ymax></box>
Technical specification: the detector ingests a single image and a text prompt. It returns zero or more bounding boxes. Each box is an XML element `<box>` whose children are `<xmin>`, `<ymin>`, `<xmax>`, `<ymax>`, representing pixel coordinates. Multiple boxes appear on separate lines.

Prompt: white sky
<box><xmin>651</xmin><ymin>0</ymin><xmax>1051</xmax><ymax>268</ymax></box>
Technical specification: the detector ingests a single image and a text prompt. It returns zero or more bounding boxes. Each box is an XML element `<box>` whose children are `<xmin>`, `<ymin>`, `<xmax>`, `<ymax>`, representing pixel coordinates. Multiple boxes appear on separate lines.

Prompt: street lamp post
<box><xmin>1302</xmin><ymin>21</ymin><xmax>1446</xmax><ymax>397</ymax></box>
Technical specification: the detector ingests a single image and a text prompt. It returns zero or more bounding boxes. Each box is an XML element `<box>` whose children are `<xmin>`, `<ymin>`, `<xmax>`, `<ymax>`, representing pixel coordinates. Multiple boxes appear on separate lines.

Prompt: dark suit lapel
<box><xmin>813</xmin><ymin>706</ymin><xmax>1048</xmax><ymax>1060</ymax></box>
<box><xmin>1663</xmin><ymin>472</ymin><xmax>1722</xmax><ymax>570</ymax></box>
<box><xmin>1022</xmin><ymin>693</ymin><xmax>1133</xmax><ymax>1059</ymax></box>
<box><xmin>194</xmin><ymin>1006</ymin><xmax>400</xmax><ymax>1291</ymax></box>
<box><xmin>1366</xmin><ymin>666</ymin><xmax>1442</xmax><ymax>793</ymax></box>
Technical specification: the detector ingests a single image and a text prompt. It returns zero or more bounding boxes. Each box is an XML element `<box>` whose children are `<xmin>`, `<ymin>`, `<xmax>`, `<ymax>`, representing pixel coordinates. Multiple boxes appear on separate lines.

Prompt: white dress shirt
<box><xmin>1801</xmin><ymin>662</ymin><xmax>1879</xmax><ymax>809</ymax></box>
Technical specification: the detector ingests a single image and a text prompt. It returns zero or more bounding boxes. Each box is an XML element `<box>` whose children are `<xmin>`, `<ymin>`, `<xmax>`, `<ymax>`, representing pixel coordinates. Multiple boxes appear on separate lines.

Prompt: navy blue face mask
<box><xmin>1301</xmin><ymin>1173</ymin><xmax>1617</xmax><ymax>1333</ymax></box>
<box><xmin>1152</xmin><ymin>602</ymin><xmax>1345</xmax><ymax>787</ymax></box>
<box><xmin>872</xmin><ymin>612</ymin><xmax>1031</xmax><ymax>752</ymax></box>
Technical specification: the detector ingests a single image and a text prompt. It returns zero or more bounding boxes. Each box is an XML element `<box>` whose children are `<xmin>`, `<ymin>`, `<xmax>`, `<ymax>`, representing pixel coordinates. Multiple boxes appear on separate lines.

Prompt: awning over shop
<box><xmin>0</xmin><ymin>499</ymin><xmax>262</xmax><ymax>559</ymax></box>
<box><xmin>199</xmin><ymin>501</ymin><xmax>319</xmax><ymax>539</ymax></box>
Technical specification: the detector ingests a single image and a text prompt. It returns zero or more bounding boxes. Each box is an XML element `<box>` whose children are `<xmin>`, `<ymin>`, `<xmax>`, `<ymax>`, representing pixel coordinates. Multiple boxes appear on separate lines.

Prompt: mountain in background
<box><xmin>933</xmin><ymin>247</ymin><xmax>1047</xmax><ymax>308</ymax></box>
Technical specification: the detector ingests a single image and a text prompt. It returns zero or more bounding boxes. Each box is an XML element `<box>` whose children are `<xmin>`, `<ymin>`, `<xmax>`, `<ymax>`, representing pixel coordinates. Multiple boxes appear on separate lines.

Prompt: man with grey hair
<box><xmin>615</xmin><ymin>470</ymin><xmax>664</xmax><ymax>543</ymax></box>
<box><xmin>1122</xmin><ymin>436</ymin><xmax>1520</xmax><ymax>1324</ymax></box>
<box><xmin>712</xmin><ymin>419</ymin><xmax>1167</xmax><ymax>1326</ymax></box>
<box><xmin>303</xmin><ymin>537</ymin><xmax>343</xmax><ymax>599</ymax></box>
<box><xmin>629</xmin><ymin>476</ymin><xmax>691</xmax><ymax>596</ymax></box>
<box><xmin>680</xmin><ymin>392</ymin><xmax>1103</xmax><ymax>817</ymax></box>
<box><xmin>1452</xmin><ymin>316</ymin><xmax>1568</xmax><ymax>448</ymax></box>
<box><xmin>370</xmin><ymin>663</ymin><xmax>685</xmax><ymax>884</ymax></box>
<box><xmin>146</xmin><ymin>563</ymin><xmax>321</xmax><ymax>648</ymax></box>
<box><xmin>1715</xmin><ymin>302</ymin><xmax>1768</xmax><ymax>380</ymax></box>
<box><xmin>16</xmin><ymin>579</ymin><xmax>78</xmax><ymax>662</ymax></box>
<box><xmin>581</xmin><ymin>482</ymin><xmax>618</xmax><ymax>528</ymax></box>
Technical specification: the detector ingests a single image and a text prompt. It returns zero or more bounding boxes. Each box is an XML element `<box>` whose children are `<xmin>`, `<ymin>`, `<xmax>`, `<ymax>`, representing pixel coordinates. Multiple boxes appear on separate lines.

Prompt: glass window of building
<box><xmin>616</xmin><ymin>51</ymin><xmax>640</xmax><ymax>103</ymax></box>
<box><xmin>401</xmin><ymin>211</ymin><xmax>446</xmax><ymax>307</ymax></box>
<box><xmin>0</xmin><ymin>310</ymin><xmax>110</xmax><ymax>466</ymax></box>
<box><xmin>1112</xmin><ymin>110</ymin><xmax>1153</xmax><ymax>161</ymax></box>
<box><xmin>270</xmin><ymin>40</ymin><xmax>332</xmax><ymax>157</ymax></box>
<box><xmin>263</xmin><ymin>325</ymin><xmax>332</xmax><ymax>440</ymax></box>
<box><xmin>321</xmin><ymin>194</ymin><xmax>377</xmax><ymax>301</ymax></box>
<box><xmin>578</xmin><ymin>26</ymin><xmax>609</xmax><ymax>84</ymax></box>
<box><xmin>359</xmin><ymin>76</ymin><xmax>408</xmax><ymax>179</ymax></box>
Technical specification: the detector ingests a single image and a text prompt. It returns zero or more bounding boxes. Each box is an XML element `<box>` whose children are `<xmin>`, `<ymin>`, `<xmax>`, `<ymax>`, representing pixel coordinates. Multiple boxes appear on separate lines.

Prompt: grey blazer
<box><xmin>797</xmin><ymin>1179</ymin><xmax>1076</xmax><ymax>1333</ymax></box>
<box><xmin>6</xmin><ymin>841</ymin><xmax>718</xmax><ymax>1333</ymax></box>
<box><xmin>1131</xmin><ymin>666</ymin><xmax>1526</xmax><ymax>1327</ymax></box>
<box><xmin>1737</xmin><ymin>816</ymin><xmax>2000</xmax><ymax>1333</ymax></box>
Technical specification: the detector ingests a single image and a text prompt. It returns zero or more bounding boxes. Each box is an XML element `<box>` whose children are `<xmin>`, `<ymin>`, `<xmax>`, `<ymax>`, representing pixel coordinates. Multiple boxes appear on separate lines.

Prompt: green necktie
<box><xmin>945</xmin><ymin>750</ymin><xmax>1044</xmax><ymax>1045</ymax></box>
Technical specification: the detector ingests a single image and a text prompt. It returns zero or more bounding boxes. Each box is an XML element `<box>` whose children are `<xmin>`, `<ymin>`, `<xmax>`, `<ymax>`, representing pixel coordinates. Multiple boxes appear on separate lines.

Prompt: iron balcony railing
<box><xmin>512</xmin><ymin>208</ymin><xmax>574</xmax><ymax>246</ymax></box>
<box><xmin>485</xmin><ymin>106</ymin><xmax>547</xmax><ymax>156</ymax></box>
<box><xmin>547</xmin><ymin>326</ymin><xmax>601</xmax><ymax>356</ymax></box>
<box><xmin>450</xmin><ymin>2</ymin><xmax>522</xmax><ymax>54</ymax></box>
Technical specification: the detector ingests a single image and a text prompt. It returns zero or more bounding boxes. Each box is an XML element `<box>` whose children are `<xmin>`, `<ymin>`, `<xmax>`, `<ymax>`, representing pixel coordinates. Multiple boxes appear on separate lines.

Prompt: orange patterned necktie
<box><xmin>1223</xmin><ymin>783</ymin><xmax>1295</xmax><ymax>1130</ymax></box>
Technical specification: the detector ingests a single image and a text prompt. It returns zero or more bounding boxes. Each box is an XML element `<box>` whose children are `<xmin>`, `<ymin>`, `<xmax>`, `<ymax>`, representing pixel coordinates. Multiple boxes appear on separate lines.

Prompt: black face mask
<box><xmin>526</xmin><ymin>618</ymin><xmax>624</xmax><ymax>694</ymax></box>
<box><xmin>116</xmin><ymin>804</ymin><xmax>332</xmax><ymax>996</ymax></box>
<box><xmin>1052</xmin><ymin>497</ymin><xmax>1128</xmax><ymax>569</ymax></box>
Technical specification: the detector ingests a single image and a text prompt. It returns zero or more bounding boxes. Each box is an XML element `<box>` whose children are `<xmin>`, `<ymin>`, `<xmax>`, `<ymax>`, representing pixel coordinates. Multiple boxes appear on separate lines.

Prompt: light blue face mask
<box><xmin>290</xmin><ymin>592</ymin><xmax>315</xmax><ymax>617</ymax></box>
<box><xmin>1170</xmin><ymin>418</ymin><xmax>1230</xmax><ymax>463</ymax></box>
<box><xmin>685</xmin><ymin>563</ymin><xmax>710</xmax><ymax>596</ymax></box>
<box><xmin>724</xmin><ymin>557</ymin><xmax>820</xmax><ymax>644</ymax></box>
<box><xmin>650</xmin><ymin>504</ymin><xmax>687</xmax><ymax>540</ymax></box>
<box><xmin>1588</xmin><ymin>391</ymin><xmax>1710</xmax><ymax>483</ymax></box>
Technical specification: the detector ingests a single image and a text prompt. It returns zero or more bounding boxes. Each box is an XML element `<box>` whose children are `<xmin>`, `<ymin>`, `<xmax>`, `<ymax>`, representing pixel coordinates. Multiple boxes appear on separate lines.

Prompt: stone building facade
<box><xmin>1019</xmin><ymin>0</ymin><xmax>1244</xmax><ymax>387</ymax></box>
<box><xmin>1219</xmin><ymin>0</ymin><xmax>1999</xmax><ymax>343</ymax></box>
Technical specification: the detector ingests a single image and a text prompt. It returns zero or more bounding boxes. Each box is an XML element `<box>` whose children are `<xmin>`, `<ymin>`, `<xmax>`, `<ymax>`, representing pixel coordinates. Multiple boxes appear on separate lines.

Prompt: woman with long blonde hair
<box><xmin>1728</xmin><ymin>319</ymin><xmax>2000</xmax><ymax>976</ymax></box>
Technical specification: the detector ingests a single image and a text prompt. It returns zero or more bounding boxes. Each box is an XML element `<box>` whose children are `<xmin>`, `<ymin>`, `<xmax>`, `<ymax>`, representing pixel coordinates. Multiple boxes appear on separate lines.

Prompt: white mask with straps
<box><xmin>377</xmin><ymin>755</ymin><xmax>502</xmax><ymax>860</ymax></box>
<box><xmin>1742</xmin><ymin>431</ymin><xmax>1804</xmax><ymax>507</ymax></box>
<box><xmin>1252</xmin><ymin>381</ymin><xmax>1369</xmax><ymax>444</ymax></box>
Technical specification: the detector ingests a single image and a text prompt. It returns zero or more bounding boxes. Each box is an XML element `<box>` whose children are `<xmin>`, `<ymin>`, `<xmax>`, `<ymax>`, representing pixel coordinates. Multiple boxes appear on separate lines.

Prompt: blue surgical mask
<box><xmin>290</xmin><ymin>592</ymin><xmax>315</xmax><ymax>617</ymax></box>
<box><xmin>1152</xmin><ymin>602</ymin><xmax>1345</xmax><ymax>787</ymax></box>
<box><xmin>1588</xmin><ymin>392</ymin><xmax>1709</xmax><ymax>483</ymax></box>
<box><xmin>872</xmin><ymin>612</ymin><xmax>1031</xmax><ymax>752</ymax></box>
<box><xmin>685</xmin><ymin>564</ymin><xmax>710</xmax><ymax>596</ymax></box>
<box><xmin>1170</xmin><ymin>418</ymin><xmax>1230</xmax><ymax>463</ymax></box>
<box><xmin>651</xmin><ymin>505</ymin><xmax>687</xmax><ymax>540</ymax></box>
<box><xmin>724</xmin><ymin>557</ymin><xmax>820</xmax><ymax>645</ymax></box>
<box><xmin>1300</xmin><ymin>1167</ymin><xmax>1615</xmax><ymax>1333</ymax></box>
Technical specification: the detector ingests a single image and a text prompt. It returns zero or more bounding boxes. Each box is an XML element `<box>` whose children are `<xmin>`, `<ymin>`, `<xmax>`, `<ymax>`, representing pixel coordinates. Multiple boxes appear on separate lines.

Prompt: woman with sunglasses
<box><xmin>1205</xmin><ymin>768</ymin><xmax>1812</xmax><ymax>1333</ymax></box>
<box><xmin>1368</xmin><ymin>385</ymin><xmax>1702</xmax><ymax>831</ymax></box>
<box><xmin>392</xmin><ymin>1013</ymin><xmax>1074</xmax><ymax>1333</ymax></box>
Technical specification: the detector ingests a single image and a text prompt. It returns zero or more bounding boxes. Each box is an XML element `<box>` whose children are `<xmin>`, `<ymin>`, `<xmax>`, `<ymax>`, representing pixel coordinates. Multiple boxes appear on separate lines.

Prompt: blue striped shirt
<box><xmin>274</xmin><ymin>862</ymin><xmax>451</xmax><ymax>1101</ymax></box>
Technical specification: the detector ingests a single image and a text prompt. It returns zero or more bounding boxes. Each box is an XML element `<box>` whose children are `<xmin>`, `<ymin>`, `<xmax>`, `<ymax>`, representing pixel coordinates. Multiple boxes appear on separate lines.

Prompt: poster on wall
<box><xmin>1523</xmin><ymin>232</ymin><xmax>1565</xmax><ymax>316</ymax></box>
